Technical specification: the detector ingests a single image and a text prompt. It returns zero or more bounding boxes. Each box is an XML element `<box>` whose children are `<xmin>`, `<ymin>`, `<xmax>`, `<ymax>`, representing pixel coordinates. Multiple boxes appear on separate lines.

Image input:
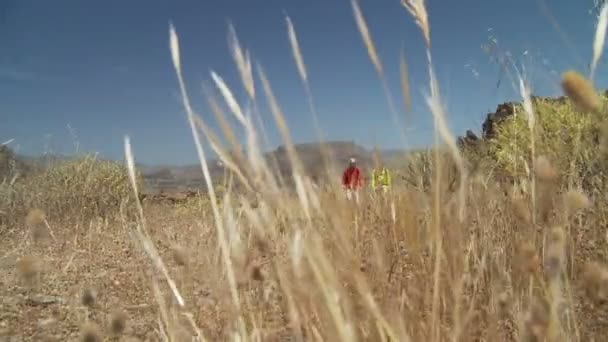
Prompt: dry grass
<box><xmin>4</xmin><ymin>2</ymin><xmax>608</xmax><ymax>342</ymax></box>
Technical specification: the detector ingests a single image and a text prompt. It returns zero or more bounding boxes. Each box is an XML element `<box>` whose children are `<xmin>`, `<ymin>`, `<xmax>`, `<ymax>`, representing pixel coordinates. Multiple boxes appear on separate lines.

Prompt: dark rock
<box><xmin>482</xmin><ymin>102</ymin><xmax>516</xmax><ymax>140</ymax></box>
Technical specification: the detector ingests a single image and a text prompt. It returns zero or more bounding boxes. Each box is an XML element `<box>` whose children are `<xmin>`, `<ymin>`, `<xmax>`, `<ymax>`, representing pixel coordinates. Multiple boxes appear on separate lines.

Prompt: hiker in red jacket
<box><xmin>342</xmin><ymin>158</ymin><xmax>362</xmax><ymax>203</ymax></box>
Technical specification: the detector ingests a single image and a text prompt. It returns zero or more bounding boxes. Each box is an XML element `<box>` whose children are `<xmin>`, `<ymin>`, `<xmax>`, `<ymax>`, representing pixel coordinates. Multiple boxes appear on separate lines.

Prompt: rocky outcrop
<box><xmin>462</xmin><ymin>94</ymin><xmax>588</xmax><ymax>145</ymax></box>
<box><xmin>481</xmin><ymin>102</ymin><xmax>517</xmax><ymax>140</ymax></box>
<box><xmin>457</xmin><ymin>130</ymin><xmax>480</xmax><ymax>148</ymax></box>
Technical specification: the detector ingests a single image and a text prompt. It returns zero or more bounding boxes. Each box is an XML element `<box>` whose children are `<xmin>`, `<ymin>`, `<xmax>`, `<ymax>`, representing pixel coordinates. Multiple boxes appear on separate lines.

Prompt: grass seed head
<box><xmin>534</xmin><ymin>156</ymin><xmax>557</xmax><ymax>182</ymax></box>
<box><xmin>80</xmin><ymin>287</ymin><xmax>97</xmax><ymax>307</ymax></box>
<box><xmin>79</xmin><ymin>322</ymin><xmax>103</xmax><ymax>342</ymax></box>
<box><xmin>26</xmin><ymin>209</ymin><xmax>48</xmax><ymax>242</ymax></box>
<box><xmin>109</xmin><ymin>310</ymin><xmax>128</xmax><ymax>336</ymax></box>
<box><xmin>497</xmin><ymin>291</ymin><xmax>510</xmax><ymax>313</ymax></box>
<box><xmin>545</xmin><ymin>227</ymin><xmax>566</xmax><ymax>279</ymax></box>
<box><xmin>25</xmin><ymin>208</ymin><xmax>46</xmax><ymax>226</ymax></box>
<box><xmin>249</xmin><ymin>263</ymin><xmax>265</xmax><ymax>282</ymax></box>
<box><xmin>582</xmin><ymin>261</ymin><xmax>608</xmax><ymax>303</ymax></box>
<box><xmin>16</xmin><ymin>255</ymin><xmax>41</xmax><ymax>283</ymax></box>
<box><xmin>517</xmin><ymin>242</ymin><xmax>540</xmax><ymax>275</ymax></box>
<box><xmin>511</xmin><ymin>196</ymin><xmax>531</xmax><ymax>223</ymax></box>
<box><xmin>566</xmin><ymin>189</ymin><xmax>591</xmax><ymax>211</ymax></box>
<box><xmin>561</xmin><ymin>70</ymin><xmax>601</xmax><ymax>113</ymax></box>
<box><xmin>171</xmin><ymin>244</ymin><xmax>188</xmax><ymax>267</ymax></box>
<box><xmin>524</xmin><ymin>297</ymin><xmax>550</xmax><ymax>342</ymax></box>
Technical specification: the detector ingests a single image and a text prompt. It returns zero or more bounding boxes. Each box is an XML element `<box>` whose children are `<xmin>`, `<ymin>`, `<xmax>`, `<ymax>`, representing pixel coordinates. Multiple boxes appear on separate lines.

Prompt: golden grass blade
<box><xmin>210</xmin><ymin>71</ymin><xmax>247</xmax><ymax>126</ymax></box>
<box><xmin>400</xmin><ymin>0</ymin><xmax>430</xmax><ymax>49</ymax></box>
<box><xmin>352</xmin><ymin>0</ymin><xmax>412</xmax><ymax>153</ymax></box>
<box><xmin>203</xmin><ymin>89</ymin><xmax>248</xmax><ymax>165</ymax></box>
<box><xmin>257</xmin><ymin>63</ymin><xmax>312</xmax><ymax>221</ymax></box>
<box><xmin>208</xmin><ymin>72</ymin><xmax>269</xmax><ymax>191</ymax></box>
<box><xmin>424</xmin><ymin>70</ymin><xmax>467</xmax><ymax>222</ymax></box>
<box><xmin>169</xmin><ymin>22</ymin><xmax>181</xmax><ymax>75</ymax></box>
<box><xmin>227</xmin><ymin>23</ymin><xmax>255</xmax><ymax>100</ymax></box>
<box><xmin>400</xmin><ymin>47</ymin><xmax>412</xmax><ymax>113</ymax></box>
<box><xmin>351</xmin><ymin>0</ymin><xmax>382</xmax><ymax>75</ymax></box>
<box><xmin>124</xmin><ymin>136</ymin><xmax>186</xmax><ymax>308</ymax></box>
<box><xmin>286</xmin><ymin>15</ymin><xmax>308</xmax><ymax>82</ymax></box>
<box><xmin>517</xmin><ymin>75</ymin><xmax>537</xmax><ymax>227</ymax></box>
<box><xmin>168</xmin><ymin>23</ymin><xmax>247</xmax><ymax>337</ymax></box>
<box><xmin>591</xmin><ymin>2</ymin><xmax>608</xmax><ymax>81</ymax></box>
<box><xmin>192</xmin><ymin>115</ymin><xmax>254</xmax><ymax>192</ymax></box>
<box><xmin>518</xmin><ymin>77</ymin><xmax>536</xmax><ymax>131</ymax></box>
<box><xmin>285</xmin><ymin>12</ymin><xmax>340</xmax><ymax>197</ymax></box>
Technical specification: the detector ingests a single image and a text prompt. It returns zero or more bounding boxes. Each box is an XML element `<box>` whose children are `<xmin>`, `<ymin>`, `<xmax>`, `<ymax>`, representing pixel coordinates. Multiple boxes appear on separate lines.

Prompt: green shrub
<box><xmin>488</xmin><ymin>96</ymin><xmax>608</xmax><ymax>187</ymax></box>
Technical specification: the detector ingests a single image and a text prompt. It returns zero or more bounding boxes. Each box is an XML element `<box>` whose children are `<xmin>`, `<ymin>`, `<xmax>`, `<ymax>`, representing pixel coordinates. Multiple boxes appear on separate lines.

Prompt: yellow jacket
<box><xmin>371</xmin><ymin>167</ymin><xmax>391</xmax><ymax>188</ymax></box>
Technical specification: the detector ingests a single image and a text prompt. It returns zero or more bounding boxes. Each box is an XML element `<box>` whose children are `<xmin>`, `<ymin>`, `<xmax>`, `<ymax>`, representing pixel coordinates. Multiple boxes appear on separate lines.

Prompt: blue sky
<box><xmin>0</xmin><ymin>0</ymin><xmax>605</xmax><ymax>165</ymax></box>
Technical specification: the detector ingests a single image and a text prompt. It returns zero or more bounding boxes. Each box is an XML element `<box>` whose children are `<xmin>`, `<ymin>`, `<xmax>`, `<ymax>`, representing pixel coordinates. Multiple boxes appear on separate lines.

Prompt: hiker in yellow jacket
<box><xmin>371</xmin><ymin>165</ymin><xmax>391</xmax><ymax>194</ymax></box>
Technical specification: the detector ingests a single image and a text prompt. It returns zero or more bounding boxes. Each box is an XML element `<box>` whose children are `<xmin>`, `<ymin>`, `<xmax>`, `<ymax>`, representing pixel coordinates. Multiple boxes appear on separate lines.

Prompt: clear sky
<box><xmin>0</xmin><ymin>0</ymin><xmax>606</xmax><ymax>165</ymax></box>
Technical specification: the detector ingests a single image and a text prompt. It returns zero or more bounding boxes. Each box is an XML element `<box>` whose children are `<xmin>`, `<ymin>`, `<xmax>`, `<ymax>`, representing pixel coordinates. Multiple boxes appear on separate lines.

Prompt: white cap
<box><xmin>350</xmin><ymin>158</ymin><xmax>356</xmax><ymax>163</ymax></box>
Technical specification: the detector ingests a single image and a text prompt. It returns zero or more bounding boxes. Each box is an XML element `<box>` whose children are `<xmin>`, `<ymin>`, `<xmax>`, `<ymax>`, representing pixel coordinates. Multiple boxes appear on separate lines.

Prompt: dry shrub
<box><xmin>12</xmin><ymin>154</ymin><xmax>140</xmax><ymax>223</ymax></box>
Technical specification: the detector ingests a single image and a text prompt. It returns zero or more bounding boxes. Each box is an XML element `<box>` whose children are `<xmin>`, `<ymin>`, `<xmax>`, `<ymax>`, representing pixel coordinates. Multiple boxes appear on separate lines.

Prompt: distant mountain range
<box><xmin>10</xmin><ymin>140</ymin><xmax>415</xmax><ymax>192</ymax></box>
<box><xmin>136</xmin><ymin>141</ymin><xmax>412</xmax><ymax>192</ymax></box>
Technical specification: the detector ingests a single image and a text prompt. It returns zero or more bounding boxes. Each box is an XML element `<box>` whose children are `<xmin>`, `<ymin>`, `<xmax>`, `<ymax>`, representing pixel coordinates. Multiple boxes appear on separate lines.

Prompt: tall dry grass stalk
<box><xmin>226</xmin><ymin>23</ymin><xmax>280</xmax><ymax>179</ymax></box>
<box><xmin>257</xmin><ymin>63</ymin><xmax>316</xmax><ymax>221</ymax></box>
<box><xmin>285</xmin><ymin>13</ymin><xmax>341</xmax><ymax>192</ymax></box>
<box><xmin>123</xmin><ymin>137</ymin><xmax>186</xmax><ymax>309</ymax></box>
<box><xmin>227</xmin><ymin>22</ymin><xmax>255</xmax><ymax>100</ymax></box>
<box><xmin>351</xmin><ymin>0</ymin><xmax>411</xmax><ymax>151</ymax></box>
<box><xmin>400</xmin><ymin>0</ymin><xmax>467</xmax><ymax>221</ymax></box>
<box><xmin>400</xmin><ymin>47</ymin><xmax>412</xmax><ymax>114</ymax></box>
<box><xmin>210</xmin><ymin>70</ymin><xmax>268</xmax><ymax>186</ymax></box>
<box><xmin>591</xmin><ymin>1</ymin><xmax>608</xmax><ymax>81</ymax></box>
<box><xmin>517</xmin><ymin>76</ymin><xmax>537</xmax><ymax>226</ymax></box>
<box><xmin>168</xmin><ymin>22</ymin><xmax>247</xmax><ymax>338</ymax></box>
<box><xmin>399</xmin><ymin>1</ymin><xmax>469</xmax><ymax>341</ymax></box>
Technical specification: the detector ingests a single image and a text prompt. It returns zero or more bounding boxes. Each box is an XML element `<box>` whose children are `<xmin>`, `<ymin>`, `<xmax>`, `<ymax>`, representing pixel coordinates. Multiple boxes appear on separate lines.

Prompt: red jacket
<box><xmin>342</xmin><ymin>166</ymin><xmax>362</xmax><ymax>189</ymax></box>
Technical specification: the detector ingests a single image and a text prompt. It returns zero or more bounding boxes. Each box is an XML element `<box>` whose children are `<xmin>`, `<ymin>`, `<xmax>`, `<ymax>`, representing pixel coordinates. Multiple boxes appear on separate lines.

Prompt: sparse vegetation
<box><xmin>0</xmin><ymin>153</ymin><xmax>140</xmax><ymax>226</ymax></box>
<box><xmin>4</xmin><ymin>1</ymin><xmax>608</xmax><ymax>341</ymax></box>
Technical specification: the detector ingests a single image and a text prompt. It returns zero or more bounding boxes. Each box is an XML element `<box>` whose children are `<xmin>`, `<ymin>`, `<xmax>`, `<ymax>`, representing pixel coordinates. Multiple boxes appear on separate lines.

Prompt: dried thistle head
<box><xmin>79</xmin><ymin>322</ymin><xmax>102</xmax><ymax>342</ymax></box>
<box><xmin>511</xmin><ymin>195</ymin><xmax>531</xmax><ymax>224</ymax></box>
<box><xmin>565</xmin><ymin>189</ymin><xmax>591</xmax><ymax>211</ymax></box>
<box><xmin>523</xmin><ymin>297</ymin><xmax>550</xmax><ymax>342</ymax></box>
<box><xmin>26</xmin><ymin>209</ymin><xmax>48</xmax><ymax>242</ymax></box>
<box><xmin>16</xmin><ymin>255</ymin><xmax>41</xmax><ymax>283</ymax></box>
<box><xmin>582</xmin><ymin>261</ymin><xmax>608</xmax><ymax>303</ymax></box>
<box><xmin>26</xmin><ymin>208</ymin><xmax>46</xmax><ymax>226</ymax></box>
<box><xmin>171</xmin><ymin>244</ymin><xmax>188</xmax><ymax>267</ymax></box>
<box><xmin>534</xmin><ymin>156</ymin><xmax>557</xmax><ymax>182</ymax></box>
<box><xmin>109</xmin><ymin>310</ymin><xmax>128</xmax><ymax>336</ymax></box>
<box><xmin>544</xmin><ymin>227</ymin><xmax>567</xmax><ymax>279</ymax></box>
<box><xmin>51</xmin><ymin>306</ymin><xmax>61</xmax><ymax>319</ymax></box>
<box><xmin>561</xmin><ymin>70</ymin><xmax>601</xmax><ymax>113</ymax></box>
<box><xmin>248</xmin><ymin>263</ymin><xmax>265</xmax><ymax>282</ymax></box>
<box><xmin>497</xmin><ymin>291</ymin><xmax>510</xmax><ymax>314</ymax></box>
<box><xmin>80</xmin><ymin>287</ymin><xmax>97</xmax><ymax>307</ymax></box>
<box><xmin>516</xmin><ymin>242</ymin><xmax>540</xmax><ymax>275</ymax></box>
